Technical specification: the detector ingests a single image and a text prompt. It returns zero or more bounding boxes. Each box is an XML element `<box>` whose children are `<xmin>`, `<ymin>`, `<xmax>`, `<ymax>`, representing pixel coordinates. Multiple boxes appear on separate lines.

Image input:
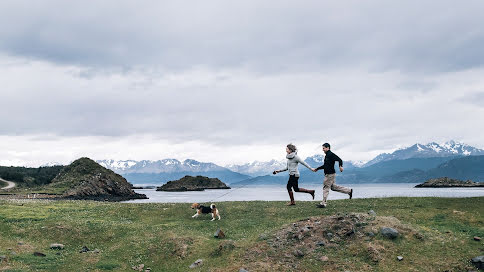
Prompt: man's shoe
<box><xmin>316</xmin><ymin>204</ymin><xmax>326</xmax><ymax>208</ymax></box>
<box><xmin>310</xmin><ymin>190</ymin><xmax>315</xmax><ymax>200</ymax></box>
<box><xmin>349</xmin><ymin>189</ymin><xmax>353</xmax><ymax>199</ymax></box>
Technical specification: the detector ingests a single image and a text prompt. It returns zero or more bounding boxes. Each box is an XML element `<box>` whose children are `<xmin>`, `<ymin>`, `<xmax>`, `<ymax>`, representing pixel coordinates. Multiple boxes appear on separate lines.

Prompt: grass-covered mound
<box><xmin>157</xmin><ymin>175</ymin><xmax>230</xmax><ymax>191</ymax></box>
<box><xmin>0</xmin><ymin>197</ymin><xmax>482</xmax><ymax>271</ymax></box>
<box><xmin>43</xmin><ymin>157</ymin><xmax>146</xmax><ymax>201</ymax></box>
<box><xmin>416</xmin><ymin>177</ymin><xmax>484</xmax><ymax>187</ymax></box>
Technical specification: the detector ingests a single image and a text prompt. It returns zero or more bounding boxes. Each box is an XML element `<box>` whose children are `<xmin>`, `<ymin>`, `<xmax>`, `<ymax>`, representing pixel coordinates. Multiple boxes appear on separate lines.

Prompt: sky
<box><xmin>1</xmin><ymin>0</ymin><xmax>484</xmax><ymax>167</ymax></box>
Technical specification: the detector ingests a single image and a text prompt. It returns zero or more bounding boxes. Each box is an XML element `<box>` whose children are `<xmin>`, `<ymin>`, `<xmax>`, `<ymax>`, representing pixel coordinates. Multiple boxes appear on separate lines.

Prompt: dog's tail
<box><xmin>210</xmin><ymin>203</ymin><xmax>216</xmax><ymax>209</ymax></box>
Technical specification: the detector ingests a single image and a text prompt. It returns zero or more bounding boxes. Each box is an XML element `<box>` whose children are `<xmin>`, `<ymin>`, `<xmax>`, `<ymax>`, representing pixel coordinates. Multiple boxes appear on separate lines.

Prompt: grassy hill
<box><xmin>0</xmin><ymin>197</ymin><xmax>482</xmax><ymax>271</ymax></box>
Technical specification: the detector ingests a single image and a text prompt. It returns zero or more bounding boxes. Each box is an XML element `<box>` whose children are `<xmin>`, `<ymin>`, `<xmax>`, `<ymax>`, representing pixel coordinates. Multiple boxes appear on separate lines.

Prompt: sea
<box><xmin>123</xmin><ymin>183</ymin><xmax>484</xmax><ymax>203</ymax></box>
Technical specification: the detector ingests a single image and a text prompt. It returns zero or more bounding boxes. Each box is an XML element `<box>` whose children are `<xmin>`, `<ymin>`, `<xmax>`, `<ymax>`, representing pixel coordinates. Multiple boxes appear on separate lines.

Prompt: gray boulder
<box><xmin>189</xmin><ymin>259</ymin><xmax>203</xmax><ymax>269</ymax></box>
<box><xmin>471</xmin><ymin>255</ymin><xmax>484</xmax><ymax>270</ymax></box>
<box><xmin>214</xmin><ymin>228</ymin><xmax>225</xmax><ymax>238</ymax></box>
<box><xmin>380</xmin><ymin>227</ymin><xmax>399</xmax><ymax>239</ymax></box>
<box><xmin>50</xmin><ymin>243</ymin><xmax>65</xmax><ymax>250</ymax></box>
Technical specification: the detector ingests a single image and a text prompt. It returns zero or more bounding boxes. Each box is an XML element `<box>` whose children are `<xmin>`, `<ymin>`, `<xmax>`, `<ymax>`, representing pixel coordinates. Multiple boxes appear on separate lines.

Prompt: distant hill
<box><xmin>47</xmin><ymin>158</ymin><xmax>146</xmax><ymax>201</ymax></box>
<box><xmin>157</xmin><ymin>175</ymin><xmax>230</xmax><ymax>191</ymax></box>
<box><xmin>231</xmin><ymin>155</ymin><xmax>484</xmax><ymax>185</ymax></box>
<box><xmin>0</xmin><ymin>165</ymin><xmax>64</xmax><ymax>187</ymax></box>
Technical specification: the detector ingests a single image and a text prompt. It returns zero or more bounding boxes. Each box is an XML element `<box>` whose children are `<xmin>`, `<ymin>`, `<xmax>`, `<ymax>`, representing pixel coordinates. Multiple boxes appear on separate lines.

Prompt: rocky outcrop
<box><xmin>157</xmin><ymin>175</ymin><xmax>230</xmax><ymax>191</ymax></box>
<box><xmin>49</xmin><ymin>157</ymin><xmax>147</xmax><ymax>201</ymax></box>
<box><xmin>415</xmin><ymin>177</ymin><xmax>484</xmax><ymax>187</ymax></box>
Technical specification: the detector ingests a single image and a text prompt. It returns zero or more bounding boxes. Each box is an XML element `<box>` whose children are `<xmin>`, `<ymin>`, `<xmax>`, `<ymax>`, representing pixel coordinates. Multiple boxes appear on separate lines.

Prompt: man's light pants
<box><xmin>321</xmin><ymin>173</ymin><xmax>351</xmax><ymax>205</ymax></box>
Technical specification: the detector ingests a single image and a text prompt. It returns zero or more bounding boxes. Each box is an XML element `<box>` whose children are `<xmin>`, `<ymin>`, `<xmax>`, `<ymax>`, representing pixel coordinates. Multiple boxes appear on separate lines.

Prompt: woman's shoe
<box><xmin>286</xmin><ymin>202</ymin><xmax>296</xmax><ymax>206</ymax></box>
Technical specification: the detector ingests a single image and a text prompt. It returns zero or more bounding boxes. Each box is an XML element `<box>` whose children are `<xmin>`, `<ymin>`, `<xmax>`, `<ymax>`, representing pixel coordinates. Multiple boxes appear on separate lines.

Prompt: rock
<box><xmin>366</xmin><ymin>232</ymin><xmax>375</xmax><ymax>237</ymax></box>
<box><xmin>7</xmin><ymin>248</ymin><xmax>12</xmax><ymax>251</ymax></box>
<box><xmin>33</xmin><ymin>252</ymin><xmax>46</xmax><ymax>257</ymax></box>
<box><xmin>212</xmin><ymin>240</ymin><xmax>236</xmax><ymax>256</ymax></box>
<box><xmin>415</xmin><ymin>177</ymin><xmax>484</xmax><ymax>188</ymax></box>
<box><xmin>18</xmin><ymin>242</ymin><xmax>24</xmax><ymax>245</ymax></box>
<box><xmin>157</xmin><ymin>175</ymin><xmax>230</xmax><ymax>191</ymax></box>
<box><xmin>132</xmin><ymin>264</ymin><xmax>144</xmax><ymax>271</ymax></box>
<box><xmin>293</xmin><ymin>249</ymin><xmax>304</xmax><ymax>257</ymax></box>
<box><xmin>0</xmin><ymin>255</ymin><xmax>6</xmax><ymax>262</ymax></box>
<box><xmin>50</xmin><ymin>243</ymin><xmax>65</xmax><ymax>250</ymax></box>
<box><xmin>214</xmin><ymin>228</ymin><xmax>225</xmax><ymax>238</ymax></box>
<box><xmin>239</xmin><ymin>269</ymin><xmax>249</xmax><ymax>272</ymax></box>
<box><xmin>368</xmin><ymin>210</ymin><xmax>376</xmax><ymax>216</ymax></box>
<box><xmin>145</xmin><ymin>268</ymin><xmax>151</xmax><ymax>272</ymax></box>
<box><xmin>345</xmin><ymin>229</ymin><xmax>355</xmax><ymax>236</ymax></box>
<box><xmin>79</xmin><ymin>246</ymin><xmax>90</xmax><ymax>253</ymax></box>
<box><xmin>189</xmin><ymin>259</ymin><xmax>203</xmax><ymax>269</ymax></box>
<box><xmin>320</xmin><ymin>256</ymin><xmax>329</xmax><ymax>262</ymax></box>
<box><xmin>381</xmin><ymin>227</ymin><xmax>399</xmax><ymax>239</ymax></box>
<box><xmin>414</xmin><ymin>232</ymin><xmax>424</xmax><ymax>240</ymax></box>
<box><xmin>50</xmin><ymin>157</ymin><xmax>147</xmax><ymax>201</ymax></box>
<box><xmin>93</xmin><ymin>249</ymin><xmax>100</xmax><ymax>253</ymax></box>
<box><xmin>316</xmin><ymin>241</ymin><xmax>325</xmax><ymax>247</ymax></box>
<box><xmin>474</xmin><ymin>236</ymin><xmax>481</xmax><ymax>241</ymax></box>
<box><xmin>471</xmin><ymin>256</ymin><xmax>484</xmax><ymax>269</ymax></box>
<box><xmin>397</xmin><ymin>256</ymin><xmax>404</xmax><ymax>261</ymax></box>
<box><xmin>10</xmin><ymin>251</ymin><xmax>17</xmax><ymax>256</ymax></box>
<box><xmin>326</xmin><ymin>232</ymin><xmax>334</xmax><ymax>239</ymax></box>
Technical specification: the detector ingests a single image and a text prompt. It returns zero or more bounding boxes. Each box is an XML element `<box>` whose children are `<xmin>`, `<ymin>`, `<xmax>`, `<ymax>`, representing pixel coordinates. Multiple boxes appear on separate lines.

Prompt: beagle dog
<box><xmin>191</xmin><ymin>203</ymin><xmax>221</xmax><ymax>221</ymax></box>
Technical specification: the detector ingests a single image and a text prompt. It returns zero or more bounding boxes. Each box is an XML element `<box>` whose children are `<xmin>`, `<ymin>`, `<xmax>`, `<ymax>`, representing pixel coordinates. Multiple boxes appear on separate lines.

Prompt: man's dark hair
<box><xmin>322</xmin><ymin>143</ymin><xmax>331</xmax><ymax>149</ymax></box>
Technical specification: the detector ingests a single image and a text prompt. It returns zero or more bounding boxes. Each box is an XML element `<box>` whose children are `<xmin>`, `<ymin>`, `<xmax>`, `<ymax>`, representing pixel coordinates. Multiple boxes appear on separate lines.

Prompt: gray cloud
<box><xmin>1</xmin><ymin>0</ymin><xmax>484</xmax><ymax>166</ymax></box>
<box><xmin>1</xmin><ymin>1</ymin><xmax>483</xmax><ymax>73</ymax></box>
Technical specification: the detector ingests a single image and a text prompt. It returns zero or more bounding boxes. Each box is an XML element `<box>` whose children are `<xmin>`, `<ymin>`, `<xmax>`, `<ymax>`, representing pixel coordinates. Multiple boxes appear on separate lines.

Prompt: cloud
<box><xmin>1</xmin><ymin>1</ymin><xmax>483</xmax><ymax>73</ymax></box>
<box><xmin>1</xmin><ymin>1</ymin><xmax>484</xmax><ymax>165</ymax></box>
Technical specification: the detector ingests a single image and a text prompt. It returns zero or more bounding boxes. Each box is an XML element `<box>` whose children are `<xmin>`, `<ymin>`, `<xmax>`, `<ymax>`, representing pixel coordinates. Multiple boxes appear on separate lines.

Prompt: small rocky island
<box><xmin>415</xmin><ymin>177</ymin><xmax>484</xmax><ymax>188</ymax></box>
<box><xmin>157</xmin><ymin>175</ymin><xmax>231</xmax><ymax>191</ymax></box>
<box><xmin>48</xmin><ymin>157</ymin><xmax>147</xmax><ymax>201</ymax></box>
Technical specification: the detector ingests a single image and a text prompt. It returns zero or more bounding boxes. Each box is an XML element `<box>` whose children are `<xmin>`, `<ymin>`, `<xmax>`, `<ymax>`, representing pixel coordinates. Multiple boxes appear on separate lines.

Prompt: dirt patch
<box><xmin>243</xmin><ymin>213</ymin><xmax>420</xmax><ymax>271</ymax></box>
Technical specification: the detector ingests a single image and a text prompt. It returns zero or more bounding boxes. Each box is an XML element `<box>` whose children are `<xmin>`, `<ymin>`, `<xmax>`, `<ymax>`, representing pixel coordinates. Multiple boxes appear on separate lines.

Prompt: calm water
<box><xmin>124</xmin><ymin>183</ymin><xmax>484</xmax><ymax>203</ymax></box>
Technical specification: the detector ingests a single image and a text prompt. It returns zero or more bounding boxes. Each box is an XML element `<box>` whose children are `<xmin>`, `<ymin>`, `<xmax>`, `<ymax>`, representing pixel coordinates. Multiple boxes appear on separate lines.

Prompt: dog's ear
<box><xmin>191</xmin><ymin>203</ymin><xmax>199</xmax><ymax>209</ymax></box>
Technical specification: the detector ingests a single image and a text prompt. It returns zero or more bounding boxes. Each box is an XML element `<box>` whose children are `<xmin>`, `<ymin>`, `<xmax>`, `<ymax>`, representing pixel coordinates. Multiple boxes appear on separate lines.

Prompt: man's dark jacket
<box><xmin>315</xmin><ymin>150</ymin><xmax>343</xmax><ymax>175</ymax></box>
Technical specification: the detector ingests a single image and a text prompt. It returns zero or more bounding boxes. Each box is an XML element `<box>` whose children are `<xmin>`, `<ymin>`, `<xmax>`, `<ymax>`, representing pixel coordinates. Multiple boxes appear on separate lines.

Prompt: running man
<box><xmin>314</xmin><ymin>143</ymin><xmax>353</xmax><ymax>208</ymax></box>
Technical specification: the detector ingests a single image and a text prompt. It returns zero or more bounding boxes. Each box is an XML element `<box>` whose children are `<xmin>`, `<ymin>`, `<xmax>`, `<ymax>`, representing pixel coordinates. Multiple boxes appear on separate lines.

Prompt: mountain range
<box><xmin>93</xmin><ymin>141</ymin><xmax>484</xmax><ymax>185</ymax></box>
<box><xmin>97</xmin><ymin>159</ymin><xmax>250</xmax><ymax>185</ymax></box>
<box><xmin>363</xmin><ymin>141</ymin><xmax>484</xmax><ymax>166</ymax></box>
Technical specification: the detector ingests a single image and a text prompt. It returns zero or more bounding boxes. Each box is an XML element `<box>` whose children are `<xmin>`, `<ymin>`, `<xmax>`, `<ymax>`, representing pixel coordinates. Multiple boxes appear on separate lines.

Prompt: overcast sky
<box><xmin>1</xmin><ymin>0</ymin><xmax>484</xmax><ymax>167</ymax></box>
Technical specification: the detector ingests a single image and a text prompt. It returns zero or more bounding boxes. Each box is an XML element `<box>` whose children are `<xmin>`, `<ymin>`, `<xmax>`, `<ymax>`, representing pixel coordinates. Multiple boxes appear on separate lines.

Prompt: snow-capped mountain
<box><xmin>226</xmin><ymin>155</ymin><xmax>361</xmax><ymax>177</ymax></box>
<box><xmin>40</xmin><ymin>162</ymin><xmax>64</xmax><ymax>167</ymax></box>
<box><xmin>304</xmin><ymin>154</ymin><xmax>360</xmax><ymax>169</ymax></box>
<box><xmin>363</xmin><ymin>141</ymin><xmax>484</xmax><ymax>167</ymax></box>
<box><xmin>97</xmin><ymin>159</ymin><xmax>138</xmax><ymax>172</ymax></box>
<box><xmin>225</xmin><ymin>160</ymin><xmax>286</xmax><ymax>177</ymax></box>
<box><xmin>96</xmin><ymin>159</ymin><xmax>226</xmax><ymax>174</ymax></box>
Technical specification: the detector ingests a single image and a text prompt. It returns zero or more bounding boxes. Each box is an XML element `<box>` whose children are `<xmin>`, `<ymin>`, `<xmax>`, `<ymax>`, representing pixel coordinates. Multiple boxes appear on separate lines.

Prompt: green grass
<box><xmin>0</xmin><ymin>197</ymin><xmax>482</xmax><ymax>271</ymax></box>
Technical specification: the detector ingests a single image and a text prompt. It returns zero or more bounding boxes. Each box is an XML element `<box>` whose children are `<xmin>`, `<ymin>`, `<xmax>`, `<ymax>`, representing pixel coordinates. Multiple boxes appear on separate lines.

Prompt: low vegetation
<box><xmin>0</xmin><ymin>166</ymin><xmax>63</xmax><ymax>188</ymax></box>
<box><xmin>0</xmin><ymin>197</ymin><xmax>482</xmax><ymax>271</ymax></box>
